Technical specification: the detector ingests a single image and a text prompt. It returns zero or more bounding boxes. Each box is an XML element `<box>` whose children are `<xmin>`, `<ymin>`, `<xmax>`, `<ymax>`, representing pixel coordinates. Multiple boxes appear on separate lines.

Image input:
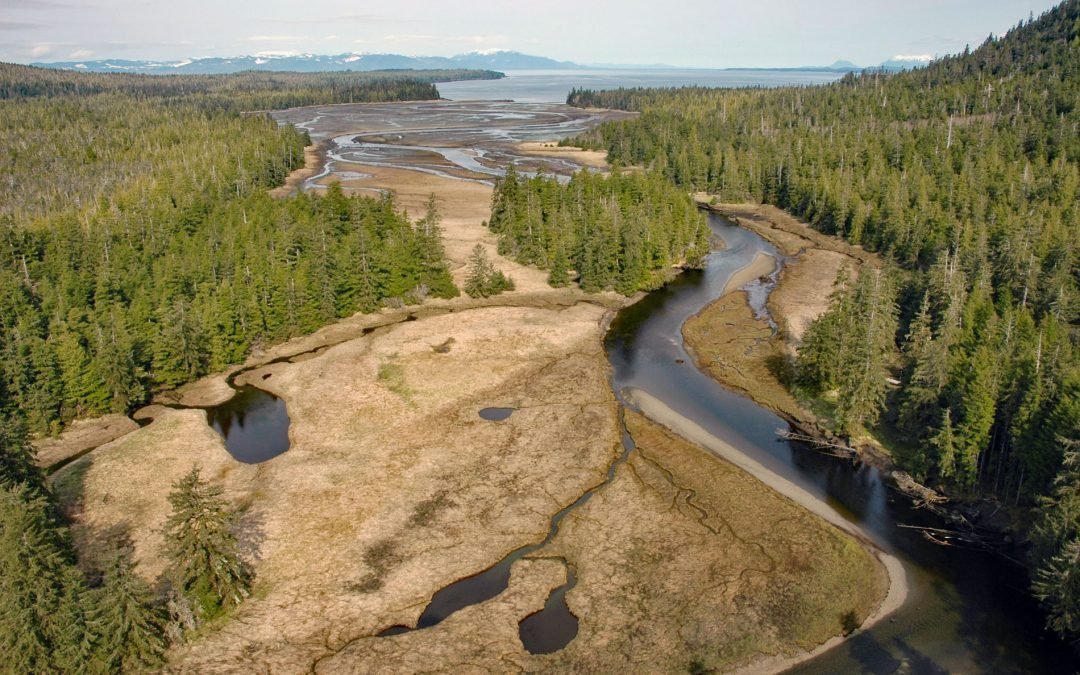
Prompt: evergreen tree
<box><xmin>548</xmin><ymin>241</ymin><xmax>571</xmax><ymax>288</ymax></box>
<box><xmin>89</xmin><ymin>552</ymin><xmax>168</xmax><ymax>671</ymax></box>
<box><xmin>463</xmin><ymin>244</ymin><xmax>514</xmax><ymax>298</ymax></box>
<box><xmin>932</xmin><ymin>408</ymin><xmax>959</xmax><ymax>480</ymax></box>
<box><xmin>0</xmin><ymin>406</ymin><xmax>44</xmax><ymax>493</ymax></box>
<box><xmin>413</xmin><ymin>194</ymin><xmax>461</xmax><ymax>300</ymax></box>
<box><xmin>163</xmin><ymin>467</ymin><xmax>252</xmax><ymax>624</ymax></box>
<box><xmin>1032</xmin><ymin>443</ymin><xmax>1080</xmax><ymax>640</ymax></box>
<box><xmin>0</xmin><ymin>483</ymin><xmax>89</xmax><ymax>672</ymax></box>
<box><xmin>835</xmin><ymin>268</ymin><xmax>899</xmax><ymax>434</ymax></box>
<box><xmin>796</xmin><ymin>266</ymin><xmax>853</xmax><ymax>393</ymax></box>
<box><xmin>898</xmin><ymin>293</ymin><xmax>947</xmax><ymax>442</ymax></box>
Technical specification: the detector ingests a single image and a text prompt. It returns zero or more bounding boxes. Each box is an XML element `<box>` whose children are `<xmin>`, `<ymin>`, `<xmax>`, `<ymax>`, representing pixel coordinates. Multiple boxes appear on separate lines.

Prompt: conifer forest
<box><xmin>568</xmin><ymin>3</ymin><xmax>1079</xmax><ymax>639</ymax></box>
<box><xmin>1</xmin><ymin>0</ymin><xmax>1078</xmax><ymax>668</ymax></box>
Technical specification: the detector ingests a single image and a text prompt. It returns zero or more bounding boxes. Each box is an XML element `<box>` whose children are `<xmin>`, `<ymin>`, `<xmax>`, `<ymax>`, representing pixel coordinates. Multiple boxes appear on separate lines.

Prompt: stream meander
<box><xmin>355</xmin><ymin>213</ymin><xmax>1073</xmax><ymax>670</ymax></box>
<box><xmin>607</xmin><ymin>215</ymin><xmax>1074</xmax><ymax>673</ymax></box>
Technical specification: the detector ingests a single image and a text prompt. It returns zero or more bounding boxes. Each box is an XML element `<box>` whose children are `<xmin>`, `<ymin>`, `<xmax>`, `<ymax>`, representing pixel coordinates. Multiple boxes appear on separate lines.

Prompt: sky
<box><xmin>1</xmin><ymin>0</ymin><xmax>1064</xmax><ymax>68</ymax></box>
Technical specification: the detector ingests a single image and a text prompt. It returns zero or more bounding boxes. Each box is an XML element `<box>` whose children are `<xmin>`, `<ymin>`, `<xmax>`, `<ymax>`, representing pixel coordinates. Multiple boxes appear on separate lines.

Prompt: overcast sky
<box><xmin>2</xmin><ymin>0</ymin><xmax>1062</xmax><ymax>68</ymax></box>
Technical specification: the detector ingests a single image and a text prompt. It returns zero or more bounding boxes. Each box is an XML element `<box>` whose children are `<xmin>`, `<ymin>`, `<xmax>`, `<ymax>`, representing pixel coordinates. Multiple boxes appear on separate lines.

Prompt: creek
<box><xmin>606</xmin><ymin>214</ymin><xmax>1073</xmax><ymax>673</ymax></box>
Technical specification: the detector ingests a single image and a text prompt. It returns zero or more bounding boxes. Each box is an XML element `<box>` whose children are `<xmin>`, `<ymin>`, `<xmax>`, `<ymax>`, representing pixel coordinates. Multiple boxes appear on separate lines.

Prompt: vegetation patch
<box><xmin>377</xmin><ymin>354</ymin><xmax>413</xmax><ymax>402</ymax></box>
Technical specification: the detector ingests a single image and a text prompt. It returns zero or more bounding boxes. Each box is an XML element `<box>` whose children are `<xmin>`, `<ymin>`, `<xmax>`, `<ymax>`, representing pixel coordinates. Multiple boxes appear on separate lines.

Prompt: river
<box><xmin>195</xmin><ymin>211</ymin><xmax>1075</xmax><ymax>671</ymax></box>
<box><xmin>608</xmin><ymin>215</ymin><xmax>1075</xmax><ymax>673</ymax></box>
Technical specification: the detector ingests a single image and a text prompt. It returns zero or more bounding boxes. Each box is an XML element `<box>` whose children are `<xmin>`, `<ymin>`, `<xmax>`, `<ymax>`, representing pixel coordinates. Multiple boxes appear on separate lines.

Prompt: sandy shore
<box><xmin>514</xmin><ymin>141</ymin><xmax>610</xmax><ymax>169</ymax></box>
<box><xmin>626</xmin><ymin>388</ymin><xmax>908</xmax><ymax>669</ymax></box>
<box><xmin>268</xmin><ymin>143</ymin><xmax>323</xmax><ymax>199</ymax></box>
<box><xmin>722</xmin><ymin>250</ymin><xmax>777</xmax><ymax>296</ymax></box>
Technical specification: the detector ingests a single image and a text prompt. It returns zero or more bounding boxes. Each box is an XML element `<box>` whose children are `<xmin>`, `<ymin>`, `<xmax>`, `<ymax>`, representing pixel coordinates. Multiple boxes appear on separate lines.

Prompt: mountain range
<box><xmin>31</xmin><ymin>51</ymin><xmax>576</xmax><ymax>74</ymax></box>
<box><xmin>31</xmin><ymin>50</ymin><xmax>929</xmax><ymax>75</ymax></box>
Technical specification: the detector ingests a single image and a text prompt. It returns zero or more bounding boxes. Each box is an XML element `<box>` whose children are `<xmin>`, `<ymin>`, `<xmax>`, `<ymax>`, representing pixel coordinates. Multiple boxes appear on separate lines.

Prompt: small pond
<box><xmin>205</xmin><ymin>386</ymin><xmax>291</xmax><ymax>464</ymax></box>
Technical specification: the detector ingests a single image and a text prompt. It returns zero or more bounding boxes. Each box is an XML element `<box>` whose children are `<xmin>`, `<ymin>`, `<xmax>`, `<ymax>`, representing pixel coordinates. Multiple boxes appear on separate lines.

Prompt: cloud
<box><xmin>381</xmin><ymin>34</ymin><xmax>508</xmax><ymax>45</ymax></box>
<box><xmin>891</xmin><ymin>54</ymin><xmax>933</xmax><ymax>62</ymax></box>
<box><xmin>69</xmin><ymin>48</ymin><xmax>94</xmax><ymax>58</ymax></box>
<box><xmin>246</xmin><ymin>35</ymin><xmax>312</xmax><ymax>42</ymax></box>
<box><xmin>5</xmin><ymin>0</ymin><xmax>77</xmax><ymax>8</ymax></box>
<box><xmin>0</xmin><ymin>20</ymin><xmax>44</xmax><ymax>30</ymax></box>
<box><xmin>260</xmin><ymin>14</ymin><xmax>392</xmax><ymax>25</ymax></box>
<box><xmin>30</xmin><ymin>43</ymin><xmax>54</xmax><ymax>57</ymax></box>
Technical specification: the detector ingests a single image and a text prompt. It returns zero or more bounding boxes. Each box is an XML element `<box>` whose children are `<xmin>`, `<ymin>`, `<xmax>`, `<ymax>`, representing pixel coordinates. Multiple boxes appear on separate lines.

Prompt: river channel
<box><xmin>608</xmin><ymin>214</ymin><xmax>1074</xmax><ymax>673</ymax></box>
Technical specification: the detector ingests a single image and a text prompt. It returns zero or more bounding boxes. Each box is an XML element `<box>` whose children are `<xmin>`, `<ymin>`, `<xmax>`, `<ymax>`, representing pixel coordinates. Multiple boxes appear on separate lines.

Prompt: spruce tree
<box><xmin>89</xmin><ymin>553</ymin><xmax>168</xmax><ymax>671</ymax></box>
<box><xmin>835</xmin><ymin>268</ymin><xmax>898</xmax><ymax>434</ymax></box>
<box><xmin>1032</xmin><ymin>444</ymin><xmax>1080</xmax><ymax>641</ymax></box>
<box><xmin>463</xmin><ymin>244</ymin><xmax>513</xmax><ymax>298</ymax></box>
<box><xmin>898</xmin><ymin>293</ymin><xmax>945</xmax><ymax>439</ymax></box>
<box><xmin>0</xmin><ymin>407</ymin><xmax>44</xmax><ymax>493</ymax></box>
<box><xmin>0</xmin><ymin>483</ymin><xmax>89</xmax><ymax>672</ymax></box>
<box><xmin>413</xmin><ymin>194</ymin><xmax>460</xmax><ymax>300</ymax></box>
<box><xmin>547</xmin><ymin>243</ymin><xmax>570</xmax><ymax>288</ymax></box>
<box><xmin>163</xmin><ymin>467</ymin><xmax>252</xmax><ymax>624</ymax></box>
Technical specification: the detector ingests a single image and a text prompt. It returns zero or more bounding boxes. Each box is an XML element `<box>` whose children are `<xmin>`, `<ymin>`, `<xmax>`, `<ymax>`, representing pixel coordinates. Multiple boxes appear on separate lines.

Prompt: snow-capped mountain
<box><xmin>32</xmin><ymin>50</ymin><xmax>579</xmax><ymax>74</ymax></box>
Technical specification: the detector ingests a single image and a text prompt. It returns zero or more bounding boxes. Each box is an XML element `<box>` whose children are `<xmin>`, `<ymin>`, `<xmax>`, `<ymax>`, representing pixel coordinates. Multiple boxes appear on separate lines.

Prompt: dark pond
<box><xmin>606</xmin><ymin>213</ymin><xmax>1077</xmax><ymax>673</ymax></box>
<box><xmin>518</xmin><ymin>567</ymin><xmax>579</xmax><ymax>654</ymax></box>
<box><xmin>371</xmin><ymin>213</ymin><xmax>1076</xmax><ymax>669</ymax></box>
<box><xmin>205</xmin><ymin>386</ymin><xmax>291</xmax><ymax>464</ymax></box>
<box><xmin>377</xmin><ymin>428</ymin><xmax>637</xmax><ymax>643</ymax></box>
<box><xmin>479</xmin><ymin>407</ymin><xmax>516</xmax><ymax>421</ymax></box>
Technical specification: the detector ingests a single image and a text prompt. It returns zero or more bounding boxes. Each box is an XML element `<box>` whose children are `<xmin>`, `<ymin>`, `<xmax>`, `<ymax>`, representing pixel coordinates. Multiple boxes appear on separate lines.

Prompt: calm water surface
<box><xmin>439</xmin><ymin>68</ymin><xmax>846</xmax><ymax>103</ymax></box>
<box><xmin>205</xmin><ymin>386</ymin><xmax>290</xmax><ymax>464</ymax></box>
<box><xmin>607</xmin><ymin>214</ymin><xmax>1076</xmax><ymax>673</ymax></box>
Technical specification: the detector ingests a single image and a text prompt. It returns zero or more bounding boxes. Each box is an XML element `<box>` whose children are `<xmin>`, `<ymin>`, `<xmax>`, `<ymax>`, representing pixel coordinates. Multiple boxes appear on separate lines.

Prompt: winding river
<box><xmin>609</xmin><ymin>214</ymin><xmax>1074</xmax><ymax>673</ymax></box>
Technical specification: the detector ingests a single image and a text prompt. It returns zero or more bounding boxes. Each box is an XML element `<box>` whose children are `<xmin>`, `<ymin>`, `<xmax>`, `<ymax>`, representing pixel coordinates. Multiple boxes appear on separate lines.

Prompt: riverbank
<box><xmin>685</xmin><ymin>200</ymin><xmax>888</xmax><ymax>458</ymax></box>
<box><xmin>268</xmin><ymin>142</ymin><xmax>325</xmax><ymax>199</ymax></box>
<box><xmin>626</xmin><ymin>389</ymin><xmax>906</xmax><ymax>672</ymax></box>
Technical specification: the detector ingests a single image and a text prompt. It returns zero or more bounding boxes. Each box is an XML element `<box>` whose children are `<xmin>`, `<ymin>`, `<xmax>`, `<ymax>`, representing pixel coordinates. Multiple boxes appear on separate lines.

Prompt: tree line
<box><xmin>488</xmin><ymin>166</ymin><xmax>711</xmax><ymax>294</ymax></box>
<box><xmin>1</xmin><ymin>67</ymin><xmax>459</xmax><ymax>436</ymax></box>
<box><xmin>0</xmin><ymin>62</ymin><xmax>500</xmax><ymax>107</ymax></box>
<box><xmin>569</xmin><ymin>1</ymin><xmax>1078</xmax><ymax>642</ymax></box>
<box><xmin>0</xmin><ymin>62</ymin><xmax>470</xmax><ymax>667</ymax></box>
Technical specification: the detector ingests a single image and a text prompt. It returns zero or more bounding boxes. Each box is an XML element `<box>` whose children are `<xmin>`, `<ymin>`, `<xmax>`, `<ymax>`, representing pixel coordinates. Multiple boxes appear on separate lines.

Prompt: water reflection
<box><xmin>205</xmin><ymin>386</ymin><xmax>291</xmax><ymax>464</ymax></box>
<box><xmin>607</xmin><ymin>213</ymin><xmax>1076</xmax><ymax>673</ymax></box>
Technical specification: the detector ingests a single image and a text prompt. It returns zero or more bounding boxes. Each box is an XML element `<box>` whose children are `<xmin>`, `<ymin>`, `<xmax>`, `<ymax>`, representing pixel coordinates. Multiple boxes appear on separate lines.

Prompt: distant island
<box><xmin>33</xmin><ymin>49</ymin><xmax>930</xmax><ymax>75</ymax></box>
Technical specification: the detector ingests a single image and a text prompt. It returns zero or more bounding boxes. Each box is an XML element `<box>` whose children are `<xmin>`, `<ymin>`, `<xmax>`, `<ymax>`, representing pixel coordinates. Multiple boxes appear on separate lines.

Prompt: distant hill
<box><xmin>32</xmin><ymin>49</ymin><xmax>934</xmax><ymax>76</ymax></box>
<box><xmin>32</xmin><ymin>50</ymin><xmax>578</xmax><ymax>75</ymax></box>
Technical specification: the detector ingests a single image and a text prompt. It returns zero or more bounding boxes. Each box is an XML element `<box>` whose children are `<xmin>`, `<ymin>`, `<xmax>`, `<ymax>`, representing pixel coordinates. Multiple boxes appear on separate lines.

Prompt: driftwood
<box><xmin>897</xmin><ymin>523</ymin><xmax>1023</xmax><ymax>564</ymax></box>
<box><xmin>776</xmin><ymin>428</ymin><xmax>857</xmax><ymax>459</ymax></box>
<box><xmin>891</xmin><ymin>471</ymin><xmax>948</xmax><ymax>506</ymax></box>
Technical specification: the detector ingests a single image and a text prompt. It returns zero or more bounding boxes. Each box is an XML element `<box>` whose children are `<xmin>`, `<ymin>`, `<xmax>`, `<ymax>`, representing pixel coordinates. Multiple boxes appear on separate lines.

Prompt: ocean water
<box><xmin>437</xmin><ymin>68</ymin><xmax>845</xmax><ymax>103</ymax></box>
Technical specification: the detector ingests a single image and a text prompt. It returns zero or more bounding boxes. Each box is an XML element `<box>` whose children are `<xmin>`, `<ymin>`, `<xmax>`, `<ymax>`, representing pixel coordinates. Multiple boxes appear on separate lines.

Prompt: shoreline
<box><xmin>721</xmin><ymin>250</ymin><xmax>777</xmax><ymax>296</ymax></box>
<box><xmin>268</xmin><ymin>141</ymin><xmax>326</xmax><ymax>199</ymax></box>
<box><xmin>625</xmin><ymin>387</ymin><xmax>908</xmax><ymax>672</ymax></box>
<box><xmin>686</xmin><ymin>201</ymin><xmax>896</xmax><ymax>469</ymax></box>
